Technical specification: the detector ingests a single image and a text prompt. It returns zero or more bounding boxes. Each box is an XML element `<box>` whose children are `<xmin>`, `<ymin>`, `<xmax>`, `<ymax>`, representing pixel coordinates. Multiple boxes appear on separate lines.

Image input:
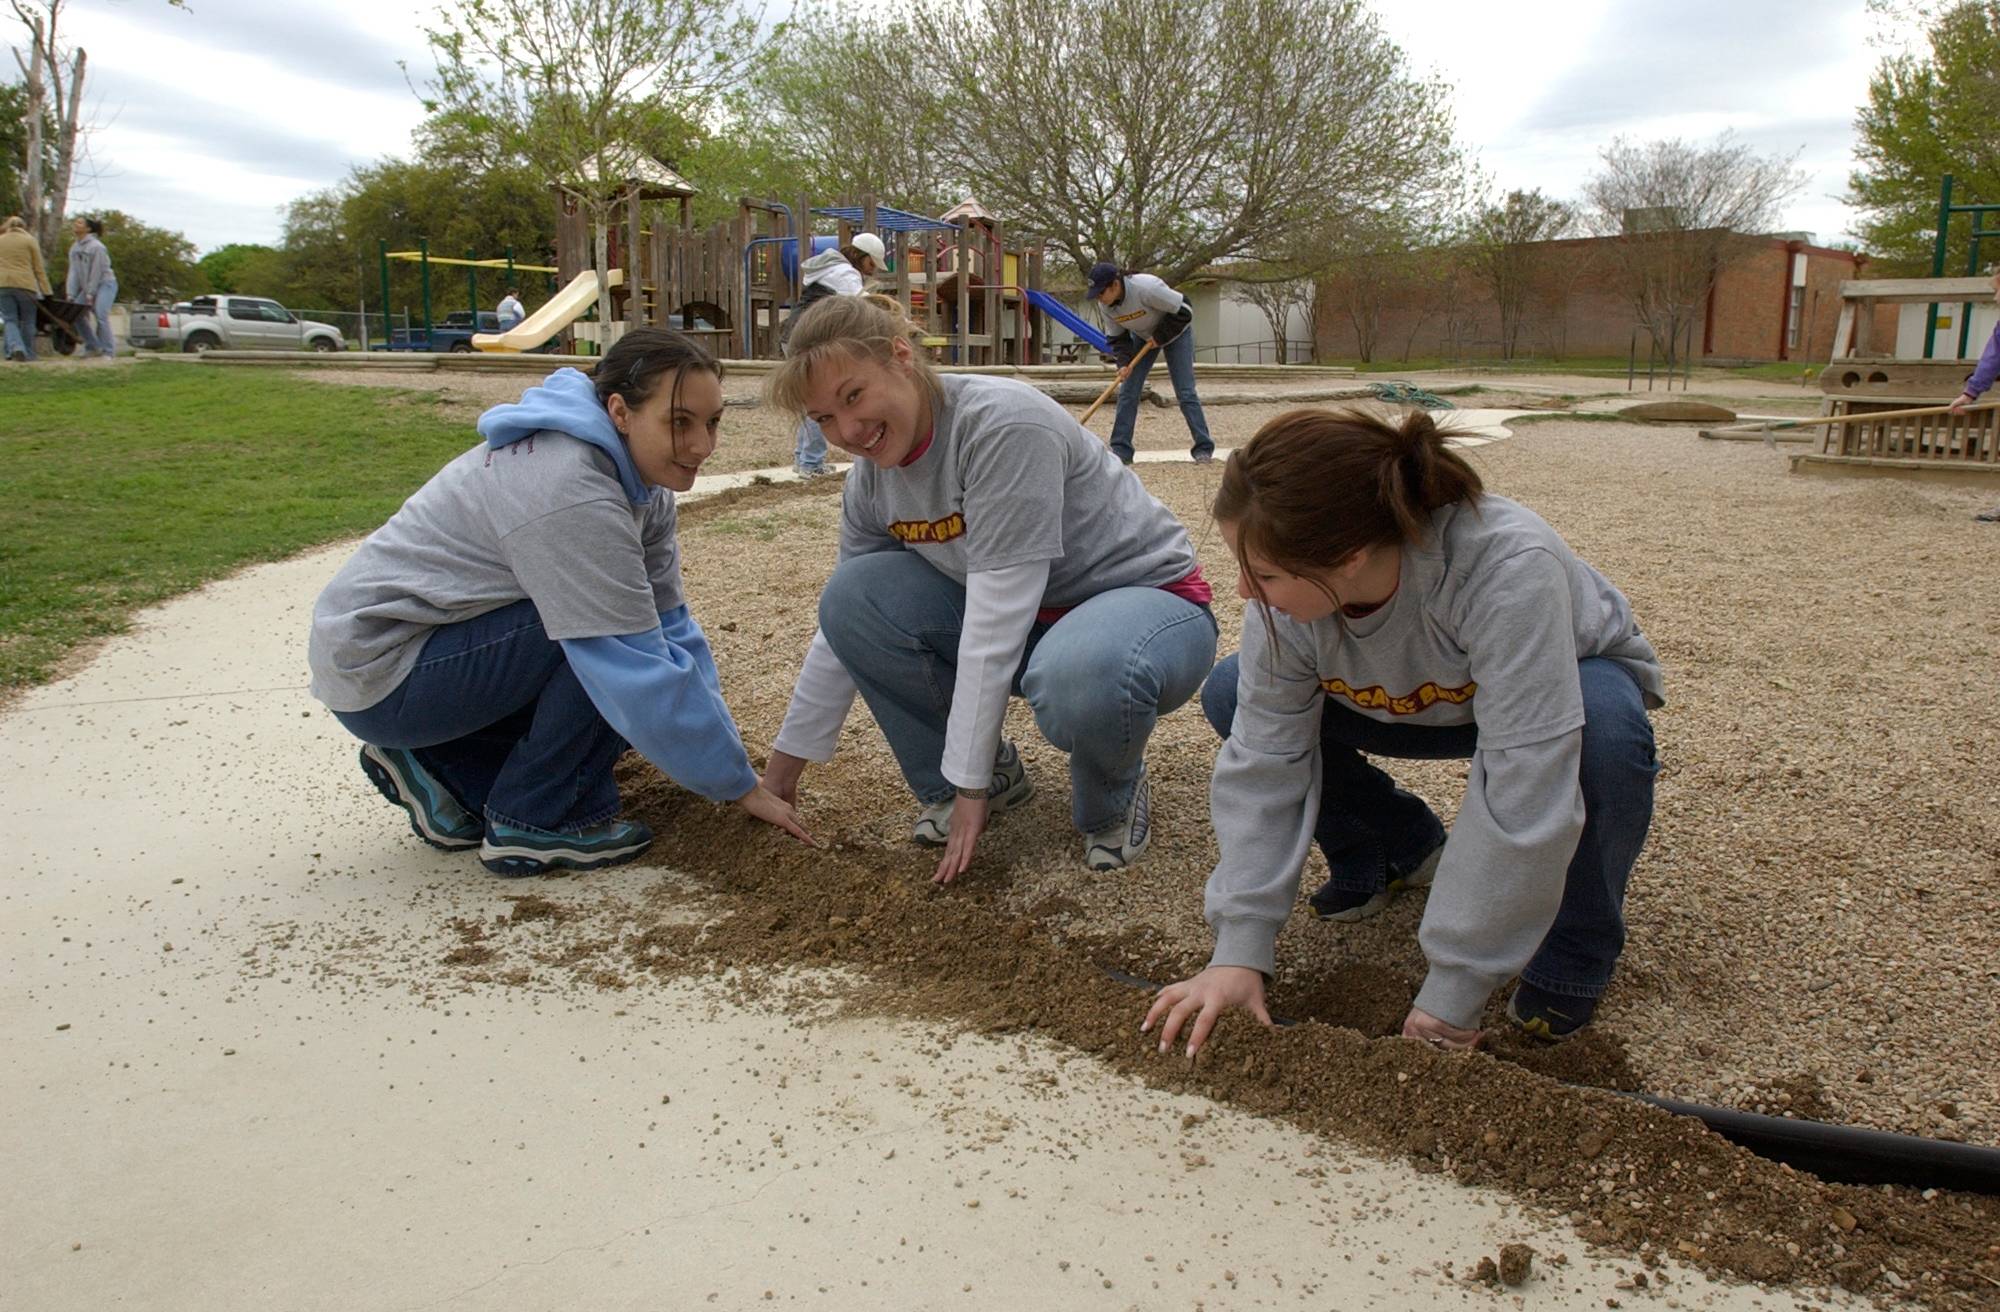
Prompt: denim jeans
<box><xmin>0</xmin><ymin>288</ymin><xmax>37</xmax><ymax>360</ymax></box>
<box><xmin>331</xmin><ymin>600</ymin><xmax>629</xmax><ymax>833</ymax></box>
<box><xmin>820</xmin><ymin>551</ymin><xmax>1218</xmax><ymax>832</ymax></box>
<box><xmin>1201</xmin><ymin>654</ymin><xmax>1657</xmax><ymax>997</ymax></box>
<box><xmin>795</xmin><ymin>418</ymin><xmax>829</xmax><ymax>472</ymax></box>
<box><xmin>1109</xmin><ymin>326</ymin><xmax>1213</xmax><ymax>463</ymax></box>
<box><xmin>76</xmin><ymin>278</ymin><xmax>116</xmax><ymax>356</ymax></box>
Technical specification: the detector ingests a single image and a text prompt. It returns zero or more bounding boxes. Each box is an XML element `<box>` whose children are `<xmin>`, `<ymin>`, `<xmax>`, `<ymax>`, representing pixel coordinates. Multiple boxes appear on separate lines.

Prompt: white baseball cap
<box><xmin>851</xmin><ymin>232</ymin><xmax>888</xmax><ymax>266</ymax></box>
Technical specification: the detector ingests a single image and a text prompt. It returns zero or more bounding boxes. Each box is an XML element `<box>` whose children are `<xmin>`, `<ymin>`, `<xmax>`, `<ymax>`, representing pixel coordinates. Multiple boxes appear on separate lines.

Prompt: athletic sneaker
<box><xmin>358</xmin><ymin>744</ymin><xmax>482</xmax><ymax>850</ymax></box>
<box><xmin>1310</xmin><ymin>841</ymin><xmax>1444</xmax><ymax>922</ymax></box>
<box><xmin>1083</xmin><ymin>768</ymin><xmax>1152</xmax><ymax>871</ymax></box>
<box><xmin>911</xmin><ymin>741</ymin><xmax>1035</xmax><ymax>845</ymax></box>
<box><xmin>478</xmin><ymin>817</ymin><xmax>655</xmax><ymax>877</ymax></box>
<box><xmin>1975</xmin><ymin>505</ymin><xmax>2000</xmax><ymax>523</ymax></box>
<box><xmin>1507</xmin><ymin>980</ymin><xmax>1599</xmax><ymax>1041</ymax></box>
<box><xmin>1192</xmin><ymin>450</ymin><xmax>1215</xmax><ymax>464</ymax></box>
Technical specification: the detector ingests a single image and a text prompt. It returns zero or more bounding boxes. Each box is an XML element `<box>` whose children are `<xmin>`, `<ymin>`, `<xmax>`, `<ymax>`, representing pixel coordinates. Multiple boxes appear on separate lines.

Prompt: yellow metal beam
<box><xmin>383</xmin><ymin>252</ymin><xmax>559</xmax><ymax>272</ymax></box>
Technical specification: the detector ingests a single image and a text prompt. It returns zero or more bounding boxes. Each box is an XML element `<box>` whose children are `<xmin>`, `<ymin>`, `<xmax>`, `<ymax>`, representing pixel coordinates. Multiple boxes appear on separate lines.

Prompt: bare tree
<box><xmin>911</xmin><ymin>0</ymin><xmax>1460</xmax><ymax>283</ymax></box>
<box><xmin>1583</xmin><ymin>133</ymin><xmax>1805</xmax><ymax>373</ymax></box>
<box><xmin>1464</xmin><ymin>188</ymin><xmax>1575</xmax><ymax>359</ymax></box>
<box><xmin>10</xmin><ymin>0</ymin><xmax>84</xmax><ymax>252</ymax></box>
<box><xmin>419</xmin><ymin>0</ymin><xmax>771</xmax><ymax>330</ymax></box>
<box><xmin>1230</xmin><ymin>274</ymin><xmax>1312</xmax><ymax>363</ymax></box>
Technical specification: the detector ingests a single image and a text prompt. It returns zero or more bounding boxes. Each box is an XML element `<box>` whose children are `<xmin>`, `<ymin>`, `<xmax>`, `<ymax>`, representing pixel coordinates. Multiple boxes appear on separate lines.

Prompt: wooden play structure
<box><xmin>554</xmin><ymin>177</ymin><xmax>1061</xmax><ymax>363</ymax></box>
<box><xmin>1784</xmin><ymin>275</ymin><xmax>2000</xmax><ymax>483</ymax></box>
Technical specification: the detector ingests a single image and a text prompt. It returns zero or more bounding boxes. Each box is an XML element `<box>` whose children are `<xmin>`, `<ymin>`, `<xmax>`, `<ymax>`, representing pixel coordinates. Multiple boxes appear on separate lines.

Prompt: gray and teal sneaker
<box><xmin>1083</xmin><ymin>768</ymin><xmax>1151</xmax><ymax>872</ymax></box>
<box><xmin>478</xmin><ymin>818</ymin><xmax>655</xmax><ymax>877</ymax></box>
<box><xmin>1311</xmin><ymin>842</ymin><xmax>1444</xmax><ymax>922</ymax></box>
<box><xmin>911</xmin><ymin>741</ymin><xmax>1035</xmax><ymax>846</ymax></box>
<box><xmin>359</xmin><ymin>744</ymin><xmax>482</xmax><ymax>851</ymax></box>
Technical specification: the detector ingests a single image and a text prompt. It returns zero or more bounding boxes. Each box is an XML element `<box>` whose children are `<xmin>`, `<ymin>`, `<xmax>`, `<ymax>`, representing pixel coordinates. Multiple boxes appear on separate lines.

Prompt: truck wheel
<box><xmin>310</xmin><ymin>337</ymin><xmax>337</xmax><ymax>352</ymax></box>
<box><xmin>448</xmin><ymin>341</ymin><xmax>473</xmax><ymax>353</ymax></box>
<box><xmin>182</xmin><ymin>333</ymin><xmax>219</xmax><ymax>354</ymax></box>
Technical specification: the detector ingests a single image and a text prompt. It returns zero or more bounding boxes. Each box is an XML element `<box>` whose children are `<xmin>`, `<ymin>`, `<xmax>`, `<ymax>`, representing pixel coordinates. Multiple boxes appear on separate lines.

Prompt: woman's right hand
<box><xmin>761</xmin><ymin>751</ymin><xmax>808</xmax><ymax>806</ymax></box>
<box><xmin>1141</xmin><ymin>965</ymin><xmax>1274</xmax><ymax>1060</ymax></box>
<box><xmin>1951</xmin><ymin>391</ymin><xmax>1979</xmax><ymax>412</ymax></box>
<box><xmin>735</xmin><ymin>782</ymin><xmax>814</xmax><ymax>845</ymax></box>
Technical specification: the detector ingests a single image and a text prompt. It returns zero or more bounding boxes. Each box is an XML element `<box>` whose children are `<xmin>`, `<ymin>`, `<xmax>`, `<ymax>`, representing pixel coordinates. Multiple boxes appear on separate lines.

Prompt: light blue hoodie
<box><xmin>478</xmin><ymin>369</ymin><xmax>758</xmax><ymax>804</ymax></box>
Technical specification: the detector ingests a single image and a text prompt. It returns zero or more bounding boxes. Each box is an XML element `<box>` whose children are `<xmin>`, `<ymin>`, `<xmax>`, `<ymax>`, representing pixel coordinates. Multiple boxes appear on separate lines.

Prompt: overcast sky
<box><xmin>51</xmin><ymin>0</ymin><xmax>1885</xmax><ymax>255</ymax></box>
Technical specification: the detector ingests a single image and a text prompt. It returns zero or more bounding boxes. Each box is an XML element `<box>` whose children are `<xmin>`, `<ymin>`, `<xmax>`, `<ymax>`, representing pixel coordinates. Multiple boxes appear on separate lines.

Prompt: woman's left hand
<box><xmin>932</xmin><ymin>794</ymin><xmax>989</xmax><ymax>885</ymax></box>
<box><xmin>1401</xmin><ymin>1006</ymin><xmax>1483</xmax><ymax>1051</ymax></box>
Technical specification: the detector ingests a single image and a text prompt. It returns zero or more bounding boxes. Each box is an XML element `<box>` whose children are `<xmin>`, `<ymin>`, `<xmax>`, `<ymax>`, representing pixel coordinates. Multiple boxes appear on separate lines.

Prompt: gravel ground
<box><xmin>668</xmin><ymin>418</ymin><xmax>2000</xmax><ymax>1149</ymax></box>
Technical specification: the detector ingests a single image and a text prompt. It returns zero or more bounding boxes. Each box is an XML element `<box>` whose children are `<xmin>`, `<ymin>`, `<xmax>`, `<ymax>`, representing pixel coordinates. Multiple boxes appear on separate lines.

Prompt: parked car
<box><xmin>381</xmin><ymin>311</ymin><xmax>502</xmax><ymax>353</ymax></box>
<box><xmin>129</xmin><ymin>296</ymin><xmax>346</xmax><ymax>353</ymax></box>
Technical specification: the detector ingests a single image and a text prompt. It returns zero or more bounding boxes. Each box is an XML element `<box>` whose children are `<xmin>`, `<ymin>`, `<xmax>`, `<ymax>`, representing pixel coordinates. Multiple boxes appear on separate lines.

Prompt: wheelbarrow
<box><xmin>34</xmin><ymin>296</ymin><xmax>93</xmax><ymax>355</ymax></box>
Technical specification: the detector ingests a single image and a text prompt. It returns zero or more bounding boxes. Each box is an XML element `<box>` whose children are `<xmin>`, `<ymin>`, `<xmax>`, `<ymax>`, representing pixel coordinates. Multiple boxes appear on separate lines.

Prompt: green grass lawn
<box><xmin>0</xmin><ymin>363</ymin><xmax>479</xmax><ymax>689</ymax></box>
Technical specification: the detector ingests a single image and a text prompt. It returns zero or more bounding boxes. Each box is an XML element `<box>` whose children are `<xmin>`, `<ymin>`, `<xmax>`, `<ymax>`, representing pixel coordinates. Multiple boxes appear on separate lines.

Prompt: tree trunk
<box><xmin>45</xmin><ymin>46</ymin><xmax>84</xmax><ymax>250</ymax></box>
<box><xmin>593</xmin><ymin>213</ymin><xmax>612</xmax><ymax>349</ymax></box>
<box><xmin>17</xmin><ymin>21</ymin><xmax>45</xmax><ymax>244</ymax></box>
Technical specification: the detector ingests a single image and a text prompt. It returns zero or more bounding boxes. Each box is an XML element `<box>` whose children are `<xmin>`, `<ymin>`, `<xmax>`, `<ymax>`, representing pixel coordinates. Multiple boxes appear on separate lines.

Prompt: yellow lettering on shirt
<box><xmin>887</xmin><ymin>511</ymin><xmax>967</xmax><ymax>545</ymax></box>
<box><xmin>1320</xmin><ymin>677</ymin><xmax>1476</xmax><ymax>716</ymax></box>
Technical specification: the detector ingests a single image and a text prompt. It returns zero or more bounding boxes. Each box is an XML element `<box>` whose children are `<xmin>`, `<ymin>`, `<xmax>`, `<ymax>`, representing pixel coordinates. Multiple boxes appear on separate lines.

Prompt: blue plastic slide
<box><xmin>1023</xmin><ymin>289</ymin><xmax>1110</xmax><ymax>354</ymax></box>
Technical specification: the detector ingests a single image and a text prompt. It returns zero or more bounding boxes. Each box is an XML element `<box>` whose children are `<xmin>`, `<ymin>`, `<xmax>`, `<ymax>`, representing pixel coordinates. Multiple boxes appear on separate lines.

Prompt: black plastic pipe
<box><xmin>1099</xmin><ymin>968</ymin><xmax>2000</xmax><ymax>1195</ymax></box>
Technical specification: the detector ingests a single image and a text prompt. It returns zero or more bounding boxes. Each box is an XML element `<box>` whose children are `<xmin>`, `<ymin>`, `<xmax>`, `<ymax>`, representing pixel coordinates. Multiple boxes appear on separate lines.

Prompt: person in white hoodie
<box><xmin>1144</xmin><ymin>407</ymin><xmax>1662</xmax><ymax>1056</ymax></box>
<box><xmin>789</xmin><ymin>233</ymin><xmax>886</xmax><ymax>477</ymax></box>
<box><xmin>65</xmin><ymin>216</ymin><xmax>117</xmax><ymax>359</ymax></box>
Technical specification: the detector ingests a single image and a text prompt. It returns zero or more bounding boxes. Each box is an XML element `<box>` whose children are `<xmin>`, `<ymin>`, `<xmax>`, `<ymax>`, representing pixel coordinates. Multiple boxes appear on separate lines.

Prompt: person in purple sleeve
<box><xmin>1949</xmin><ymin>268</ymin><xmax>2000</xmax><ymax>521</ymax></box>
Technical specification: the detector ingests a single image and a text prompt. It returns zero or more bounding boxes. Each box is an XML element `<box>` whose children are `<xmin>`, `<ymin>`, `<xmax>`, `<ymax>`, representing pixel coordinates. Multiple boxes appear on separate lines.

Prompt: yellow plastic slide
<box><xmin>473</xmin><ymin>268</ymin><xmax>624</xmax><ymax>352</ymax></box>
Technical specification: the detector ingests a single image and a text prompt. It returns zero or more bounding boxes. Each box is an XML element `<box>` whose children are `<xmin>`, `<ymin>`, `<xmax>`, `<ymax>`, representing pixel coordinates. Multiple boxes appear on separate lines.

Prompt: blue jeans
<box><xmin>75</xmin><ymin>278</ymin><xmax>117</xmax><ymax>356</ymax></box>
<box><xmin>0</xmin><ymin>288</ymin><xmax>37</xmax><ymax>360</ymax></box>
<box><xmin>331</xmin><ymin>600</ymin><xmax>629</xmax><ymax>833</ymax></box>
<box><xmin>1201</xmin><ymin>654</ymin><xmax>1657</xmax><ymax>997</ymax></box>
<box><xmin>1109</xmin><ymin>327</ymin><xmax>1213</xmax><ymax>463</ymax></box>
<box><xmin>820</xmin><ymin>552</ymin><xmax>1218</xmax><ymax>832</ymax></box>
<box><xmin>795</xmin><ymin>418</ymin><xmax>829</xmax><ymax>472</ymax></box>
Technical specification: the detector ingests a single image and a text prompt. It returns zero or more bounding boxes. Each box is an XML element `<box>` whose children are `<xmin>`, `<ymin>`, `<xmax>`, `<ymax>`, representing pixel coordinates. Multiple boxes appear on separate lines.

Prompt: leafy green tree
<box><xmin>910</xmin><ymin>0</ymin><xmax>1461</xmax><ymax>283</ymax></box>
<box><xmin>417</xmin><ymin>0</ymin><xmax>773</xmax><ymax>329</ymax></box>
<box><xmin>45</xmin><ymin>209</ymin><xmax>201</xmax><ymax>301</ymax></box>
<box><xmin>1850</xmin><ymin>1</ymin><xmax>2000</xmax><ymax>276</ymax></box>
<box><xmin>197</xmin><ymin>243</ymin><xmax>286</xmax><ymax>294</ymax></box>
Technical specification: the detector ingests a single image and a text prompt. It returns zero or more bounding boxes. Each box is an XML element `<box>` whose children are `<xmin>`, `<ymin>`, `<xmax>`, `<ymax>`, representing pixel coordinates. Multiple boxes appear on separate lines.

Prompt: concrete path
<box><xmin>4</xmin><ymin>444</ymin><xmax>1845</xmax><ymax>1311</ymax></box>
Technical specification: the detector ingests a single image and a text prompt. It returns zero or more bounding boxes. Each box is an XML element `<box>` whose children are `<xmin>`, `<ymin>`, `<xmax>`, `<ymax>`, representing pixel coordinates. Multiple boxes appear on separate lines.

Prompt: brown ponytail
<box><xmin>1214</xmin><ymin>406</ymin><xmax>1482</xmax><ymax>588</ymax></box>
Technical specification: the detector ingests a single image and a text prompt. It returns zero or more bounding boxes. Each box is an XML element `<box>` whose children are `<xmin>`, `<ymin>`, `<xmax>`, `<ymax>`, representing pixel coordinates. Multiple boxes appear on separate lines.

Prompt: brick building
<box><xmin>1316</xmin><ymin>231</ymin><xmax>1897</xmax><ymax>365</ymax></box>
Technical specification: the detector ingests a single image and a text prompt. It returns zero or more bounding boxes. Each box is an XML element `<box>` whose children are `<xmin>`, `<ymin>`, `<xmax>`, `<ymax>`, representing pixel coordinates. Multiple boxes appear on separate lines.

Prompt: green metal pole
<box><xmin>377</xmin><ymin>240</ymin><xmax>392</xmax><ymax>348</ymax></box>
<box><xmin>467</xmin><ymin>248</ymin><xmax>478</xmax><ymax>318</ymax></box>
<box><xmin>505</xmin><ymin>247</ymin><xmax>515</xmax><ymax>300</ymax></box>
<box><xmin>1925</xmin><ymin>174</ymin><xmax>1953</xmax><ymax>359</ymax></box>
<box><xmin>419</xmin><ymin>237</ymin><xmax>433</xmax><ymax>342</ymax></box>
<box><xmin>1959</xmin><ymin>212</ymin><xmax>1983</xmax><ymax>359</ymax></box>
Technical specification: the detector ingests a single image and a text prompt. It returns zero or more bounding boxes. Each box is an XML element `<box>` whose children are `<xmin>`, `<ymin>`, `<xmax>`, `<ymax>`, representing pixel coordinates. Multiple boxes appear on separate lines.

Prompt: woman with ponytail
<box><xmin>1144</xmin><ymin>407</ymin><xmax>1663</xmax><ymax>1054</ymax></box>
<box><xmin>760</xmin><ymin>294</ymin><xmax>1217</xmax><ymax>883</ymax></box>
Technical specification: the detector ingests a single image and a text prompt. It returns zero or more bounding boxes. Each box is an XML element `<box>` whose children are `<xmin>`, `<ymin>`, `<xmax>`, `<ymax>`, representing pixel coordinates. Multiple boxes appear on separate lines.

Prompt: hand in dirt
<box><xmin>1401</xmin><ymin>1006</ymin><xmax>1483</xmax><ymax>1051</ymax></box>
<box><xmin>1950</xmin><ymin>391</ymin><xmax>1978</xmax><ymax>413</ymax></box>
<box><xmin>1142</xmin><ymin>965</ymin><xmax>1273</xmax><ymax>1061</ymax></box>
<box><xmin>735</xmin><ymin>782</ymin><xmax>815</xmax><ymax>846</ymax></box>
<box><xmin>932</xmin><ymin>794</ymin><xmax>989</xmax><ymax>885</ymax></box>
<box><xmin>761</xmin><ymin>751</ymin><xmax>808</xmax><ymax>806</ymax></box>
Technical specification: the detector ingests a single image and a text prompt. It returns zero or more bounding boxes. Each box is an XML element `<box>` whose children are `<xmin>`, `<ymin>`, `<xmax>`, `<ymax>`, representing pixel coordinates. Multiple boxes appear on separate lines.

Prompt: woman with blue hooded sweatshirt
<box><xmin>309</xmin><ymin>328</ymin><xmax>810</xmax><ymax>875</ymax></box>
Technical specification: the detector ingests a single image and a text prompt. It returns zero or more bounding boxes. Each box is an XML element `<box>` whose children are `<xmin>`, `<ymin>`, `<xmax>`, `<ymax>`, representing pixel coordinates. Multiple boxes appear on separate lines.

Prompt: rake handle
<box><xmin>1080</xmin><ymin>339</ymin><xmax>1158</xmax><ymax>427</ymax></box>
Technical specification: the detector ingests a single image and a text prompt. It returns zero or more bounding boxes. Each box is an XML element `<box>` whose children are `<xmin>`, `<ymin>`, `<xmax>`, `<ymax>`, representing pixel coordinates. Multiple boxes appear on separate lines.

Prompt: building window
<box><xmin>1786</xmin><ymin>284</ymin><xmax>1806</xmax><ymax>350</ymax></box>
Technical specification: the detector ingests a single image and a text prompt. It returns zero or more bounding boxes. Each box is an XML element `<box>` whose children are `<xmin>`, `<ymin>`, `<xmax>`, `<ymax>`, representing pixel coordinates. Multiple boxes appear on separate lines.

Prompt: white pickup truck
<box><xmin>128</xmin><ymin>295</ymin><xmax>345</xmax><ymax>353</ymax></box>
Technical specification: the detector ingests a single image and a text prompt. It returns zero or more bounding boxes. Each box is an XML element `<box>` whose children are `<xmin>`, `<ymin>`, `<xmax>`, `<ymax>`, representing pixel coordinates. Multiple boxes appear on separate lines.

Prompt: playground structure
<box><xmin>545</xmin><ymin>183</ymin><xmax>1082</xmax><ymax>364</ymax></box>
<box><xmin>374</xmin><ymin>241</ymin><xmax>558</xmax><ymax>352</ymax></box>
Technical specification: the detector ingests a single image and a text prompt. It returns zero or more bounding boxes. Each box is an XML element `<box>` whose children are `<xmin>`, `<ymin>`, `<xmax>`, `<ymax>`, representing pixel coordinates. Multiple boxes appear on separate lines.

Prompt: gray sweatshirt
<box><xmin>1101</xmin><ymin>272</ymin><xmax>1184</xmax><ymax>342</ymax></box>
<box><xmin>66</xmin><ymin>234</ymin><xmax>113</xmax><ymax>300</ymax></box>
<box><xmin>1205</xmin><ymin>495</ymin><xmax>1663</xmax><ymax>1028</ymax></box>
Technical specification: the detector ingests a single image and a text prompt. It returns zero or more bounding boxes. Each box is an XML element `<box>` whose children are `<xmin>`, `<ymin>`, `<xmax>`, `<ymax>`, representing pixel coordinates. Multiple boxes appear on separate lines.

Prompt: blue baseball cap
<box><xmin>1086</xmin><ymin>261</ymin><xmax>1121</xmax><ymax>297</ymax></box>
